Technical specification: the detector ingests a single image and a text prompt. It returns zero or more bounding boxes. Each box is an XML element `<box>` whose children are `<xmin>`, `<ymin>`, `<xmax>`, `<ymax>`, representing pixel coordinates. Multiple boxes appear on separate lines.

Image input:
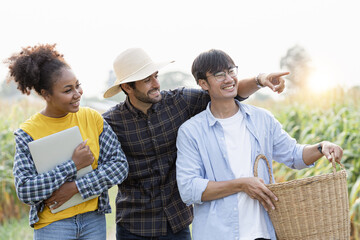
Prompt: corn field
<box><xmin>0</xmin><ymin>99</ymin><xmax>43</xmax><ymax>224</ymax></box>
<box><xmin>265</xmin><ymin>88</ymin><xmax>360</xmax><ymax>239</ymax></box>
<box><xmin>0</xmin><ymin>87</ymin><xmax>359</xmax><ymax>239</ymax></box>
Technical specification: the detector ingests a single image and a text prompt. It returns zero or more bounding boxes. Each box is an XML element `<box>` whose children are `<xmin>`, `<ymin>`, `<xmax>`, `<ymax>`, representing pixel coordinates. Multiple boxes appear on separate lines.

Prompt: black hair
<box><xmin>4</xmin><ymin>44</ymin><xmax>70</xmax><ymax>95</ymax></box>
<box><xmin>191</xmin><ymin>49</ymin><xmax>236</xmax><ymax>84</ymax></box>
<box><xmin>120</xmin><ymin>81</ymin><xmax>136</xmax><ymax>96</ymax></box>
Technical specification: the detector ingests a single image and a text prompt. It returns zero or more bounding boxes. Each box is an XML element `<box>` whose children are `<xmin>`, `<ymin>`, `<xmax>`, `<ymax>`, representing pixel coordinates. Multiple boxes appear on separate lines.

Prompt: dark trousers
<box><xmin>116</xmin><ymin>223</ymin><xmax>191</xmax><ymax>240</ymax></box>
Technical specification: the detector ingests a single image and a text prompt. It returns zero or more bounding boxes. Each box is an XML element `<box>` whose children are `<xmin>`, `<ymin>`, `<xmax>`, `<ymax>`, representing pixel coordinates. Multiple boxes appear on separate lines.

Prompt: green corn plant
<box><xmin>0</xmin><ymin>100</ymin><xmax>42</xmax><ymax>223</ymax></box>
<box><xmin>267</xmin><ymin>92</ymin><xmax>360</xmax><ymax>238</ymax></box>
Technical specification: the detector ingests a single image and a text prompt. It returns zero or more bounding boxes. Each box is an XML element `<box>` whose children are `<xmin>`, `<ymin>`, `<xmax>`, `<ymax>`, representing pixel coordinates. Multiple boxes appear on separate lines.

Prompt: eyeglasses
<box><xmin>207</xmin><ymin>66</ymin><xmax>238</xmax><ymax>82</ymax></box>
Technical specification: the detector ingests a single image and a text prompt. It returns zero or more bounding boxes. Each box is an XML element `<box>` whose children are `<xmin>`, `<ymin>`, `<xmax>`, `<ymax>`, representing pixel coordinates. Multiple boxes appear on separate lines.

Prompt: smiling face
<box><xmin>42</xmin><ymin>67</ymin><xmax>83</xmax><ymax>118</ymax></box>
<box><xmin>133</xmin><ymin>72</ymin><xmax>162</xmax><ymax>103</ymax></box>
<box><xmin>200</xmin><ymin>68</ymin><xmax>239</xmax><ymax>101</ymax></box>
<box><xmin>123</xmin><ymin>71</ymin><xmax>162</xmax><ymax>113</ymax></box>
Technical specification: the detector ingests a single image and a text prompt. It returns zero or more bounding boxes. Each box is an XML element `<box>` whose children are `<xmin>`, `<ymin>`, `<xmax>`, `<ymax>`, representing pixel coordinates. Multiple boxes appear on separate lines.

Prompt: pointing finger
<box><xmin>273</xmin><ymin>72</ymin><xmax>290</xmax><ymax>77</ymax></box>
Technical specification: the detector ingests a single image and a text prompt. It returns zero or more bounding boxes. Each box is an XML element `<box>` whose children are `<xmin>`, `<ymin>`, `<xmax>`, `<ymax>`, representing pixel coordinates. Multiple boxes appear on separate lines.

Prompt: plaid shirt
<box><xmin>13</xmin><ymin>120</ymin><xmax>128</xmax><ymax>227</ymax></box>
<box><xmin>103</xmin><ymin>87</ymin><xmax>213</xmax><ymax>237</ymax></box>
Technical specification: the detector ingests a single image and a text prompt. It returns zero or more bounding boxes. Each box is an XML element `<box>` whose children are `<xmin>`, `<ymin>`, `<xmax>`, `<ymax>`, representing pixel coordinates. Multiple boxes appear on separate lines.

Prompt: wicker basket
<box><xmin>254</xmin><ymin>154</ymin><xmax>350</xmax><ymax>240</ymax></box>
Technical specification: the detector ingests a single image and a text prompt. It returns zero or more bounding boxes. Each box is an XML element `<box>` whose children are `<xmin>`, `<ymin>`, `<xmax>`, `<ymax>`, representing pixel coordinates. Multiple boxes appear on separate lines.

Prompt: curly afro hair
<box><xmin>4</xmin><ymin>44</ymin><xmax>70</xmax><ymax>95</ymax></box>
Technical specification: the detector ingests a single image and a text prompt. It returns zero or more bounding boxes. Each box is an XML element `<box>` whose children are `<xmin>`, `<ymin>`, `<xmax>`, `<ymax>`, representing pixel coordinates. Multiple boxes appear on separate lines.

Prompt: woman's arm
<box><xmin>13</xmin><ymin>129</ymin><xmax>78</xmax><ymax>205</ymax></box>
<box><xmin>75</xmin><ymin>120</ymin><xmax>129</xmax><ymax>199</ymax></box>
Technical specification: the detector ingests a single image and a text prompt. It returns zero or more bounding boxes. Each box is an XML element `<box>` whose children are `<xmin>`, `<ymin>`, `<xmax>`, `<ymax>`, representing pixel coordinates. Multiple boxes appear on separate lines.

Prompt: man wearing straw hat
<box><xmin>176</xmin><ymin>49</ymin><xmax>344</xmax><ymax>240</ymax></box>
<box><xmin>102</xmin><ymin>48</ymin><xmax>287</xmax><ymax>239</ymax></box>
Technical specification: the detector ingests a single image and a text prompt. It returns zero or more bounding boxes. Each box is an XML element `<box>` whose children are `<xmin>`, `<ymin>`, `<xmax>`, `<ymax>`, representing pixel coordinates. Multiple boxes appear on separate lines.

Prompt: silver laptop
<box><xmin>28</xmin><ymin>126</ymin><xmax>98</xmax><ymax>213</ymax></box>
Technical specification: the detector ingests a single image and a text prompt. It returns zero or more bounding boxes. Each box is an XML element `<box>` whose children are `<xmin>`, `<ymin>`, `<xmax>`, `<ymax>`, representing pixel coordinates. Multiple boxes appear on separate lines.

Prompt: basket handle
<box><xmin>254</xmin><ymin>153</ymin><xmax>343</xmax><ymax>180</ymax></box>
<box><xmin>254</xmin><ymin>154</ymin><xmax>274</xmax><ymax>184</ymax></box>
<box><xmin>330</xmin><ymin>152</ymin><xmax>345</xmax><ymax>174</ymax></box>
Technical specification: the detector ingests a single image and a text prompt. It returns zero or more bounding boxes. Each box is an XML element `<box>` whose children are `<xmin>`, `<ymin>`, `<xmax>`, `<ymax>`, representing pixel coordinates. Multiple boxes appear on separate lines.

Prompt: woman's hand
<box><xmin>72</xmin><ymin>140</ymin><xmax>94</xmax><ymax>171</ymax></box>
<box><xmin>44</xmin><ymin>182</ymin><xmax>79</xmax><ymax>210</ymax></box>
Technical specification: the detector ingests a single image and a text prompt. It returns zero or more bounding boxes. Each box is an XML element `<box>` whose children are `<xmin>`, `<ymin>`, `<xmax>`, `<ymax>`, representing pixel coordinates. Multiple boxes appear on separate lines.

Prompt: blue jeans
<box><xmin>34</xmin><ymin>211</ymin><xmax>106</xmax><ymax>240</ymax></box>
<box><xmin>116</xmin><ymin>223</ymin><xmax>191</xmax><ymax>240</ymax></box>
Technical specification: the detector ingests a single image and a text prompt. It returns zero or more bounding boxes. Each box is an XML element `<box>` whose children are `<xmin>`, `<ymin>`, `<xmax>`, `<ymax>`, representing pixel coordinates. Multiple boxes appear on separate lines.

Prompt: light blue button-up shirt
<box><xmin>176</xmin><ymin>100</ymin><xmax>313</xmax><ymax>240</ymax></box>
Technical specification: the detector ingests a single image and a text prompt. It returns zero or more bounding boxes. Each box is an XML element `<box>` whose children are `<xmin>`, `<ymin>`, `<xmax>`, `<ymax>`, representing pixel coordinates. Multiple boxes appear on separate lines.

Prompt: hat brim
<box><xmin>103</xmin><ymin>60</ymin><xmax>174</xmax><ymax>98</ymax></box>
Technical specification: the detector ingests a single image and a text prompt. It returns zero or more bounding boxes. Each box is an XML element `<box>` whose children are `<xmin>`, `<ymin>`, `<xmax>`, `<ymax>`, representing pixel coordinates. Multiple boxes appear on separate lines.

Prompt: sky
<box><xmin>0</xmin><ymin>0</ymin><xmax>359</xmax><ymax>98</ymax></box>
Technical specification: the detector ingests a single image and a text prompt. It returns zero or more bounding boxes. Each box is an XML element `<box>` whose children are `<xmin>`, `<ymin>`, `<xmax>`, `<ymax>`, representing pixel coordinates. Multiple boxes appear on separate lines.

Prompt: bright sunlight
<box><xmin>307</xmin><ymin>64</ymin><xmax>339</xmax><ymax>93</ymax></box>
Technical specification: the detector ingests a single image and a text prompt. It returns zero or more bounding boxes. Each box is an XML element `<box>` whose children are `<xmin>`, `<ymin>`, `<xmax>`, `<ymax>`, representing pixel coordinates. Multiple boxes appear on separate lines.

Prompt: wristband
<box><xmin>317</xmin><ymin>143</ymin><xmax>323</xmax><ymax>154</ymax></box>
<box><xmin>255</xmin><ymin>73</ymin><xmax>264</xmax><ymax>88</ymax></box>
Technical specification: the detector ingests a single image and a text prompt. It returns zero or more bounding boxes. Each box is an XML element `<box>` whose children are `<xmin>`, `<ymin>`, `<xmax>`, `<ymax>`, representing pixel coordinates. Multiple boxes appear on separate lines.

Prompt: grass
<box><xmin>0</xmin><ymin>216</ymin><xmax>33</xmax><ymax>240</ymax></box>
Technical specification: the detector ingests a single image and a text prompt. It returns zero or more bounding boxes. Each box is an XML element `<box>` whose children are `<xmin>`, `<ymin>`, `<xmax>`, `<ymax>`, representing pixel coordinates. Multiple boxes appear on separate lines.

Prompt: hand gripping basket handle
<box><xmin>330</xmin><ymin>152</ymin><xmax>345</xmax><ymax>174</ymax></box>
<box><xmin>254</xmin><ymin>153</ymin><xmax>344</xmax><ymax>180</ymax></box>
<box><xmin>254</xmin><ymin>154</ymin><xmax>274</xmax><ymax>184</ymax></box>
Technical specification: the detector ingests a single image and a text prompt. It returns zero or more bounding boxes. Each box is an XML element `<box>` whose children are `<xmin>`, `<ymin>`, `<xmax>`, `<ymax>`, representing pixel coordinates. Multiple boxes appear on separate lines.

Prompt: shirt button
<box><xmin>234</xmin><ymin>207</ymin><xmax>237</xmax><ymax>211</ymax></box>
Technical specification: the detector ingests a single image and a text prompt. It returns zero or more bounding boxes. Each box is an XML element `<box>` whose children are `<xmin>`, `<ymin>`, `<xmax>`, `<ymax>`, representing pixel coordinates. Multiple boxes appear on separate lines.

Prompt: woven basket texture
<box><xmin>255</xmin><ymin>154</ymin><xmax>351</xmax><ymax>240</ymax></box>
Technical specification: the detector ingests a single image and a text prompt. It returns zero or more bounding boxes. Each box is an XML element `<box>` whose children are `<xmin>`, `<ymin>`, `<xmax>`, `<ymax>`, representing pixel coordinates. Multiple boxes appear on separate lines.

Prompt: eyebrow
<box><xmin>63</xmin><ymin>80</ymin><xmax>79</xmax><ymax>89</ymax></box>
<box><xmin>215</xmin><ymin>66</ymin><xmax>236</xmax><ymax>73</ymax></box>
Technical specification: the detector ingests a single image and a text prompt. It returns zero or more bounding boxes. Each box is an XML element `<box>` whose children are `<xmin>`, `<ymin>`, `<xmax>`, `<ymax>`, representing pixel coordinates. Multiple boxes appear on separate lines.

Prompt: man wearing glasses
<box><xmin>176</xmin><ymin>49</ymin><xmax>343</xmax><ymax>240</ymax></box>
<box><xmin>103</xmin><ymin>48</ymin><xmax>287</xmax><ymax>240</ymax></box>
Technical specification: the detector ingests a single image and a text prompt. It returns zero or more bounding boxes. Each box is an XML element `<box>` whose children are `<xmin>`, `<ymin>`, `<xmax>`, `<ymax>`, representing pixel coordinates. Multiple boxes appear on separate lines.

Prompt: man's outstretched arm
<box><xmin>237</xmin><ymin>72</ymin><xmax>289</xmax><ymax>98</ymax></box>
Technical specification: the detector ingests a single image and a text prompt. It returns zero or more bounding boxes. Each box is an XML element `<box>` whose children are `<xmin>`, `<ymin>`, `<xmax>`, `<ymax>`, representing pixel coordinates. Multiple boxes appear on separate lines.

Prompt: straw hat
<box><xmin>103</xmin><ymin>48</ymin><xmax>174</xmax><ymax>98</ymax></box>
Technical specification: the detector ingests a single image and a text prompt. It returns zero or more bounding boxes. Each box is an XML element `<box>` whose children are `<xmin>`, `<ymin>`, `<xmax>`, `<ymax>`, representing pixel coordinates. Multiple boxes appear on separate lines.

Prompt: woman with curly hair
<box><xmin>5</xmin><ymin>44</ymin><xmax>128</xmax><ymax>240</ymax></box>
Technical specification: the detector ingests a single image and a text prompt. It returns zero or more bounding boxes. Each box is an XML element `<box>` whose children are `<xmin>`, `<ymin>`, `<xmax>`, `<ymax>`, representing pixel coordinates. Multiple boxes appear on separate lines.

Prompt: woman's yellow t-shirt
<box><xmin>20</xmin><ymin>107</ymin><xmax>104</xmax><ymax>229</ymax></box>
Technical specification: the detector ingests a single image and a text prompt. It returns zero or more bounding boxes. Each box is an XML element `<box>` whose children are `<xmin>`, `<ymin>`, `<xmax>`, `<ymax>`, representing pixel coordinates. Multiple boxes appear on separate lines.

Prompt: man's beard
<box><xmin>133</xmin><ymin>88</ymin><xmax>162</xmax><ymax>104</ymax></box>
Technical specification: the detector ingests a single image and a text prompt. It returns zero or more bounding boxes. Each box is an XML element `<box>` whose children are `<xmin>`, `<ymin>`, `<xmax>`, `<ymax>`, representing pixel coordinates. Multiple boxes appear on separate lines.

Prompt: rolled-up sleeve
<box><xmin>176</xmin><ymin>125</ymin><xmax>209</xmax><ymax>206</ymax></box>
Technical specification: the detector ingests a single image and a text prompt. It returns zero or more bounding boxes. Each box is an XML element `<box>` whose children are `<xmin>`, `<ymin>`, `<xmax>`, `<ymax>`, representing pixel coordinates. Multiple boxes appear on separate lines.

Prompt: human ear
<box><xmin>121</xmin><ymin>83</ymin><xmax>132</xmax><ymax>94</ymax></box>
<box><xmin>198</xmin><ymin>79</ymin><xmax>209</xmax><ymax>91</ymax></box>
<box><xmin>41</xmin><ymin>89</ymin><xmax>51</xmax><ymax>101</ymax></box>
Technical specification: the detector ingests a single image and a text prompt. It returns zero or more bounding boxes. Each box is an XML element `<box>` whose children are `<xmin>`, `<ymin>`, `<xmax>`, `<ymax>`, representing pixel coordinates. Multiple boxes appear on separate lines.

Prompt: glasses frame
<box><xmin>206</xmin><ymin>66</ymin><xmax>238</xmax><ymax>82</ymax></box>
